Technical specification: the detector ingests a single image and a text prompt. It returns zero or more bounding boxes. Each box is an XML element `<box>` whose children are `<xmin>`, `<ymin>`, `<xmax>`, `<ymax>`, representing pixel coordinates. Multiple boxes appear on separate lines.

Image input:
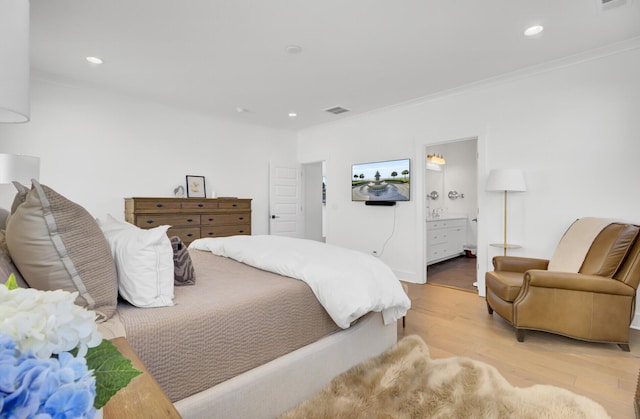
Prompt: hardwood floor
<box><xmin>398</xmin><ymin>283</ymin><xmax>640</xmax><ymax>419</ymax></box>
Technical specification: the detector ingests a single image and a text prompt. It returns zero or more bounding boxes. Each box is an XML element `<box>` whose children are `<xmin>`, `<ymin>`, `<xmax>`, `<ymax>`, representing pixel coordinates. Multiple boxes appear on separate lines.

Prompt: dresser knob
<box><xmin>198</xmin><ymin>203</ymin><xmax>204</xmax><ymax>207</ymax></box>
<box><xmin>232</xmin><ymin>204</ymin><xmax>237</xmax><ymax>207</ymax></box>
<box><xmin>208</xmin><ymin>232</ymin><xmax>214</xmax><ymax>236</ymax></box>
<box><xmin>146</xmin><ymin>220</ymin><xmax>154</xmax><ymax>224</ymax></box>
<box><xmin>239</xmin><ymin>230</ymin><xmax>244</xmax><ymax>233</ymax></box>
<box><xmin>156</xmin><ymin>204</ymin><xmax>163</xmax><ymax>208</ymax></box>
<box><xmin>208</xmin><ymin>218</ymin><xmax>214</xmax><ymax>222</ymax></box>
<box><xmin>186</xmin><ymin>233</ymin><xmax>193</xmax><ymax>237</ymax></box>
<box><xmin>187</xmin><ymin>219</ymin><xmax>193</xmax><ymax>223</ymax></box>
<box><xmin>239</xmin><ymin>217</ymin><xmax>244</xmax><ymax>220</ymax></box>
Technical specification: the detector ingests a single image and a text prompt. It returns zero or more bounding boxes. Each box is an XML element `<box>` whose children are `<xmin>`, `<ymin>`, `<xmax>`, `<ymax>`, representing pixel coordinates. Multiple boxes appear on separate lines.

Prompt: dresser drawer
<box><xmin>181</xmin><ymin>200</ymin><xmax>219</xmax><ymax>210</ymax></box>
<box><xmin>218</xmin><ymin>200</ymin><xmax>251</xmax><ymax>210</ymax></box>
<box><xmin>167</xmin><ymin>227</ymin><xmax>200</xmax><ymax>243</ymax></box>
<box><xmin>131</xmin><ymin>200</ymin><xmax>181</xmax><ymax>211</ymax></box>
<box><xmin>201</xmin><ymin>212</ymin><xmax>251</xmax><ymax>226</ymax></box>
<box><xmin>201</xmin><ymin>224</ymin><xmax>251</xmax><ymax>238</ymax></box>
<box><xmin>136</xmin><ymin>214</ymin><xmax>201</xmax><ymax>228</ymax></box>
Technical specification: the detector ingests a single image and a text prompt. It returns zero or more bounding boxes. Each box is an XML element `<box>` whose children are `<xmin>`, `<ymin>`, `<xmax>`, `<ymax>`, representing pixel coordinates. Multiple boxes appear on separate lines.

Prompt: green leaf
<box><xmin>5</xmin><ymin>273</ymin><xmax>18</xmax><ymax>290</ymax></box>
<box><xmin>85</xmin><ymin>339</ymin><xmax>143</xmax><ymax>409</ymax></box>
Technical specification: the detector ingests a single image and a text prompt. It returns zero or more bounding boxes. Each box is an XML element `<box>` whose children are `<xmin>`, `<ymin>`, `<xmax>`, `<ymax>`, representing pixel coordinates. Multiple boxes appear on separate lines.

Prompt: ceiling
<box><xmin>30</xmin><ymin>0</ymin><xmax>640</xmax><ymax>131</ymax></box>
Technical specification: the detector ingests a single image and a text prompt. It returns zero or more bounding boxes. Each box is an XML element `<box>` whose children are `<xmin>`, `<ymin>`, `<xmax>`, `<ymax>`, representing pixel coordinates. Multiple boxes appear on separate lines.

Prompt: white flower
<box><xmin>0</xmin><ymin>284</ymin><xmax>103</xmax><ymax>358</ymax></box>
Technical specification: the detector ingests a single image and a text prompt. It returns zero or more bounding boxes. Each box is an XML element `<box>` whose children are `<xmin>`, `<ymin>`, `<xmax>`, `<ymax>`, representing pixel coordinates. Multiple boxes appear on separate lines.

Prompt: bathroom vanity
<box><xmin>426</xmin><ymin>217</ymin><xmax>466</xmax><ymax>265</ymax></box>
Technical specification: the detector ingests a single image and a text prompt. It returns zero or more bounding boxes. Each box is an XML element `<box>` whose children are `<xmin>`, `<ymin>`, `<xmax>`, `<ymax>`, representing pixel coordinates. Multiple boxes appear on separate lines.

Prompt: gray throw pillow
<box><xmin>5</xmin><ymin>180</ymin><xmax>118</xmax><ymax>321</ymax></box>
<box><xmin>170</xmin><ymin>236</ymin><xmax>196</xmax><ymax>286</ymax></box>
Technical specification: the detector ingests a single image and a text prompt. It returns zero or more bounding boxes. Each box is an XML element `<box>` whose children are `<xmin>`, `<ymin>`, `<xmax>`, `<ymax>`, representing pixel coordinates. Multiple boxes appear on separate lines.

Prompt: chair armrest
<box><xmin>492</xmin><ymin>256</ymin><xmax>549</xmax><ymax>273</ymax></box>
<box><xmin>524</xmin><ymin>270</ymin><xmax>636</xmax><ymax>296</ymax></box>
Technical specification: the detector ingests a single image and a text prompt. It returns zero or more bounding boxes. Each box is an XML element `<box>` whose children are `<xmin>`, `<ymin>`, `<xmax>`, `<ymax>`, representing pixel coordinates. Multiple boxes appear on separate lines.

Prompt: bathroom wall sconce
<box><xmin>448</xmin><ymin>190</ymin><xmax>464</xmax><ymax>199</ymax></box>
<box><xmin>427</xmin><ymin>191</ymin><xmax>439</xmax><ymax>200</ymax></box>
<box><xmin>427</xmin><ymin>154</ymin><xmax>446</xmax><ymax>165</ymax></box>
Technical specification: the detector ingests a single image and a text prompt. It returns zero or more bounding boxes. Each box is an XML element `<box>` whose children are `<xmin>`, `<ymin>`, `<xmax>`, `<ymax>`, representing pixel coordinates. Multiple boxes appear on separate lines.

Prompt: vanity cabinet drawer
<box><xmin>428</xmin><ymin>218</ymin><xmax>466</xmax><ymax>230</ymax></box>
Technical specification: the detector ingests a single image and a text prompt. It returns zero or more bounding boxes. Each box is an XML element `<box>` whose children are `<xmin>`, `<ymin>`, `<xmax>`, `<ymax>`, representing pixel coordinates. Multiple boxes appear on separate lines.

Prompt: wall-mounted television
<box><xmin>352</xmin><ymin>158</ymin><xmax>411</xmax><ymax>202</ymax></box>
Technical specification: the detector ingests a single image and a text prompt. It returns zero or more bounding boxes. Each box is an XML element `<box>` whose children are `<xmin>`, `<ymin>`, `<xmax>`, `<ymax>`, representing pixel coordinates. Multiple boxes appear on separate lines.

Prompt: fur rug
<box><xmin>280</xmin><ymin>335</ymin><xmax>610</xmax><ymax>419</ymax></box>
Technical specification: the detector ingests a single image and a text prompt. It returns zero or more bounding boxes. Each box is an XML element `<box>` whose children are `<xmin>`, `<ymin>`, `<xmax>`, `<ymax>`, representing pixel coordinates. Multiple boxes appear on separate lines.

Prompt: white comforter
<box><xmin>190</xmin><ymin>235</ymin><xmax>411</xmax><ymax>329</ymax></box>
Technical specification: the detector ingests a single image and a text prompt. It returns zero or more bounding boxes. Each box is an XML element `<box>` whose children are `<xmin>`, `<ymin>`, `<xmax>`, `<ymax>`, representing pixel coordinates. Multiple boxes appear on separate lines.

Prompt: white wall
<box><xmin>0</xmin><ymin>77</ymin><xmax>297</xmax><ymax>234</ymax></box>
<box><xmin>298</xmin><ymin>41</ymin><xmax>640</xmax><ymax>327</ymax></box>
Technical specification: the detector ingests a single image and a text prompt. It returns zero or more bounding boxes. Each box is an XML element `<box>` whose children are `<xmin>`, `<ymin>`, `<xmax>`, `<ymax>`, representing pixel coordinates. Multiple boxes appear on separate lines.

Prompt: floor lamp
<box><xmin>486</xmin><ymin>169</ymin><xmax>527</xmax><ymax>256</ymax></box>
<box><xmin>0</xmin><ymin>0</ymin><xmax>30</xmax><ymax>123</ymax></box>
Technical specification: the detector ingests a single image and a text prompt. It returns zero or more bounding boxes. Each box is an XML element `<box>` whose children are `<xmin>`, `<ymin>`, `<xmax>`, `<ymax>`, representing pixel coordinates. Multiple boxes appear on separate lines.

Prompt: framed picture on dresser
<box><xmin>186</xmin><ymin>175</ymin><xmax>206</xmax><ymax>198</ymax></box>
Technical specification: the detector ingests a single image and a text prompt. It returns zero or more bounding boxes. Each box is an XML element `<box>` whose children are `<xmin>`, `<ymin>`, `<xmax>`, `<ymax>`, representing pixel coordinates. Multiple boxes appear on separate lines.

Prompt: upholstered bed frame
<box><xmin>176</xmin><ymin>311</ymin><xmax>396</xmax><ymax>419</ymax></box>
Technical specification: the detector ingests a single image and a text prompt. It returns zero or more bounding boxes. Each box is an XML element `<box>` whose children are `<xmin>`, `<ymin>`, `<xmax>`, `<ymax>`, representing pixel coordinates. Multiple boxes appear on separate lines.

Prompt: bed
<box><xmin>99</xmin><ymin>236</ymin><xmax>408</xmax><ymax>418</ymax></box>
<box><xmin>1</xmin><ymin>181</ymin><xmax>410</xmax><ymax>419</ymax></box>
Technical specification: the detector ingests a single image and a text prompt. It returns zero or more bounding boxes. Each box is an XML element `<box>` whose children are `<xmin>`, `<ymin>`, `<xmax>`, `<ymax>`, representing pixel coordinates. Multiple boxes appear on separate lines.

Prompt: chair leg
<box><xmin>486</xmin><ymin>301</ymin><xmax>494</xmax><ymax>315</ymax></box>
<box><xmin>618</xmin><ymin>343</ymin><xmax>630</xmax><ymax>352</ymax></box>
<box><xmin>516</xmin><ymin>329</ymin><xmax>525</xmax><ymax>342</ymax></box>
<box><xmin>402</xmin><ymin>316</ymin><xmax>406</xmax><ymax>328</ymax></box>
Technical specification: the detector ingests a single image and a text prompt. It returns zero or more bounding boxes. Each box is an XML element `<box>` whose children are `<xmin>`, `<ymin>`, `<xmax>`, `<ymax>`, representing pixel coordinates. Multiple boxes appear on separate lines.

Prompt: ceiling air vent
<box><xmin>324</xmin><ymin>106</ymin><xmax>350</xmax><ymax>115</ymax></box>
<box><xmin>597</xmin><ymin>0</ymin><xmax>631</xmax><ymax>11</ymax></box>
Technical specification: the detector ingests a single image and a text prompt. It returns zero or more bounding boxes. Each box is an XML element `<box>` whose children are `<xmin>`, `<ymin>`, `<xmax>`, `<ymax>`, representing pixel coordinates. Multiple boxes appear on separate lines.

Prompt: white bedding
<box><xmin>189</xmin><ymin>235</ymin><xmax>411</xmax><ymax>329</ymax></box>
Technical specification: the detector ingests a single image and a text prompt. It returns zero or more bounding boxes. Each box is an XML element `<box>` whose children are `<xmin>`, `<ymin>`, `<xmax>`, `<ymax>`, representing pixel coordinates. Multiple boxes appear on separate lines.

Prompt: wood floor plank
<box><xmin>398</xmin><ymin>283</ymin><xmax>640</xmax><ymax>419</ymax></box>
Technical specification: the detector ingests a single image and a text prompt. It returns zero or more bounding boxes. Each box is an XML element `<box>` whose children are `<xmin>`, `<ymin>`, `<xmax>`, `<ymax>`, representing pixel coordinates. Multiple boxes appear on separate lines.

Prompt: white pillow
<box><xmin>97</xmin><ymin>214</ymin><xmax>174</xmax><ymax>308</ymax></box>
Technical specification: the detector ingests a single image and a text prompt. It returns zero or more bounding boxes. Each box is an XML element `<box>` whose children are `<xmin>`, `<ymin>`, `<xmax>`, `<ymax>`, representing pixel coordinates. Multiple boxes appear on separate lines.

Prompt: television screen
<box><xmin>352</xmin><ymin>158</ymin><xmax>411</xmax><ymax>202</ymax></box>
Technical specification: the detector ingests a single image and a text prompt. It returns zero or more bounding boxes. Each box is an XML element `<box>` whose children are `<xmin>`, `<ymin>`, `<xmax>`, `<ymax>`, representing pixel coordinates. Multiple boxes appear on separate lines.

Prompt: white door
<box><xmin>269</xmin><ymin>162</ymin><xmax>302</xmax><ymax>237</ymax></box>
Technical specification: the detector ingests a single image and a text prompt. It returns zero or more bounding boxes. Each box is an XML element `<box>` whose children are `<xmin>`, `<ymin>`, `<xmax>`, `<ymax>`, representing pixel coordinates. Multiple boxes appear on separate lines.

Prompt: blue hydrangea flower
<box><xmin>0</xmin><ymin>332</ymin><xmax>97</xmax><ymax>419</ymax></box>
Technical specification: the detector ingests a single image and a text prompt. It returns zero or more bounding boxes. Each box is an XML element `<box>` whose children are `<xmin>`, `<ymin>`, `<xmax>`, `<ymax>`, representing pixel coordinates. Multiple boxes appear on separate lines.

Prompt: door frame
<box><xmin>416</xmin><ymin>134</ymin><xmax>488</xmax><ymax>296</ymax></box>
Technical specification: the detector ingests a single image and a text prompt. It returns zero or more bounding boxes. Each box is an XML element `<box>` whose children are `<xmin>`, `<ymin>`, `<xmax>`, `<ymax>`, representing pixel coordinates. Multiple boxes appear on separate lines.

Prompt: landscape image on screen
<box><xmin>352</xmin><ymin>158</ymin><xmax>410</xmax><ymax>201</ymax></box>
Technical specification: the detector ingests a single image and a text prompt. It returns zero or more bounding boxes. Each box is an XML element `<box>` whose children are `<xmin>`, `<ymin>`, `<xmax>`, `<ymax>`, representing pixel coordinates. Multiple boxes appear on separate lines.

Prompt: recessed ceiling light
<box><xmin>288</xmin><ymin>112</ymin><xmax>297</xmax><ymax>118</ymax></box>
<box><xmin>285</xmin><ymin>45</ymin><xmax>302</xmax><ymax>54</ymax></box>
<box><xmin>524</xmin><ymin>25</ymin><xmax>544</xmax><ymax>37</ymax></box>
<box><xmin>86</xmin><ymin>56</ymin><xmax>103</xmax><ymax>64</ymax></box>
<box><xmin>236</xmin><ymin>107</ymin><xmax>249</xmax><ymax>113</ymax></box>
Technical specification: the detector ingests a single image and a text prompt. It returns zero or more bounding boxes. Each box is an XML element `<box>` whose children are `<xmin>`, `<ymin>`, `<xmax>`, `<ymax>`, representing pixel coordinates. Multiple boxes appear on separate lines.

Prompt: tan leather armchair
<box><xmin>486</xmin><ymin>222</ymin><xmax>640</xmax><ymax>351</ymax></box>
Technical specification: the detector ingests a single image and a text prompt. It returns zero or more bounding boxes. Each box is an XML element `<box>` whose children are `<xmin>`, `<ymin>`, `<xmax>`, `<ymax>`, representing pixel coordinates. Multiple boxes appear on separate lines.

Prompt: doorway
<box><xmin>424</xmin><ymin>139</ymin><xmax>478</xmax><ymax>292</ymax></box>
<box><xmin>301</xmin><ymin>161</ymin><xmax>325</xmax><ymax>242</ymax></box>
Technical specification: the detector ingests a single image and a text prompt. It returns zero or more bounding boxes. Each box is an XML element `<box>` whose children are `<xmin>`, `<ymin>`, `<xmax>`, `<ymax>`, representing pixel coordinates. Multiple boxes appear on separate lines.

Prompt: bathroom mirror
<box><xmin>425</xmin><ymin>163</ymin><xmax>444</xmax><ymax>206</ymax></box>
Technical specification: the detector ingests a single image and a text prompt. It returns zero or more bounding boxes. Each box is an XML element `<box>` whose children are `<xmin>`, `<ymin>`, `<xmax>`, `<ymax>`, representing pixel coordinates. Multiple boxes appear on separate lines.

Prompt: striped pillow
<box><xmin>171</xmin><ymin>236</ymin><xmax>196</xmax><ymax>286</ymax></box>
<box><xmin>5</xmin><ymin>181</ymin><xmax>118</xmax><ymax>321</ymax></box>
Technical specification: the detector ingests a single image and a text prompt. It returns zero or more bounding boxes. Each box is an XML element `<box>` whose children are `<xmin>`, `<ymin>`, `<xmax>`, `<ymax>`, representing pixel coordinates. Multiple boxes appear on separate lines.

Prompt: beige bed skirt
<box><xmin>174</xmin><ymin>311</ymin><xmax>397</xmax><ymax>419</ymax></box>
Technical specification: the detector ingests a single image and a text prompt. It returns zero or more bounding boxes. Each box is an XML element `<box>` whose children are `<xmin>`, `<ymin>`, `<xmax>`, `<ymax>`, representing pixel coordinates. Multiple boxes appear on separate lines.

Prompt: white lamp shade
<box><xmin>0</xmin><ymin>0</ymin><xmax>30</xmax><ymax>123</ymax></box>
<box><xmin>486</xmin><ymin>168</ymin><xmax>527</xmax><ymax>192</ymax></box>
<box><xmin>0</xmin><ymin>154</ymin><xmax>39</xmax><ymax>185</ymax></box>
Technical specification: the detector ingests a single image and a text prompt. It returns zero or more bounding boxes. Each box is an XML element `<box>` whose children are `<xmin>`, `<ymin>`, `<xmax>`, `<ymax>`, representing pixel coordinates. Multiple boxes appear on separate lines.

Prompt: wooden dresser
<box><xmin>124</xmin><ymin>197</ymin><xmax>252</xmax><ymax>245</ymax></box>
